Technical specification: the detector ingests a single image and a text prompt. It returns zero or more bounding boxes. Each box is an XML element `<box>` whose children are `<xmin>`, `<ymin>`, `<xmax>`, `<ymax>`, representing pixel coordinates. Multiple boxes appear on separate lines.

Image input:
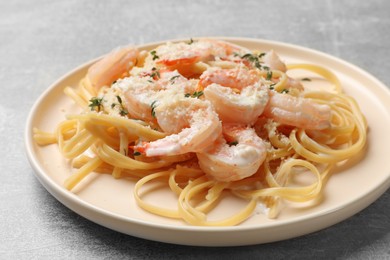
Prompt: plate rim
<box><xmin>25</xmin><ymin>37</ymin><xmax>390</xmax><ymax>246</ymax></box>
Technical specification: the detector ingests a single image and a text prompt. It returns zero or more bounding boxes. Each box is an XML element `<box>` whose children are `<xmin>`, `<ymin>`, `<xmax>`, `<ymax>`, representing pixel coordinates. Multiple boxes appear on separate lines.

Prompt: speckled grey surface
<box><xmin>1</xmin><ymin>0</ymin><xmax>390</xmax><ymax>259</ymax></box>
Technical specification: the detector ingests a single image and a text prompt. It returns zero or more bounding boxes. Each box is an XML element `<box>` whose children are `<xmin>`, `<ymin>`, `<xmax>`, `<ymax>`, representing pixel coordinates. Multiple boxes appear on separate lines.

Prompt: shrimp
<box><xmin>197</xmin><ymin>124</ymin><xmax>267</xmax><ymax>182</ymax></box>
<box><xmin>136</xmin><ymin>98</ymin><xmax>222</xmax><ymax>156</ymax></box>
<box><xmin>114</xmin><ymin>69</ymin><xmax>197</xmax><ymax>121</ymax></box>
<box><xmin>153</xmin><ymin>39</ymin><xmax>245</xmax><ymax>68</ymax></box>
<box><xmin>263</xmin><ymin>91</ymin><xmax>332</xmax><ymax>130</ymax></box>
<box><xmin>200</xmin><ymin>67</ymin><xmax>269</xmax><ymax>125</ymax></box>
<box><xmin>87</xmin><ymin>45</ymin><xmax>139</xmax><ymax>90</ymax></box>
<box><xmin>145</xmin><ymin>39</ymin><xmax>247</xmax><ymax>78</ymax></box>
<box><xmin>204</xmin><ymin>83</ymin><xmax>269</xmax><ymax>125</ymax></box>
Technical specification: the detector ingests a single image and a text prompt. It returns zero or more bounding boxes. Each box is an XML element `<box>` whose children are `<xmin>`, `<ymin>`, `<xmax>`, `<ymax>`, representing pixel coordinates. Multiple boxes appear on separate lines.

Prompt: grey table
<box><xmin>2</xmin><ymin>0</ymin><xmax>389</xmax><ymax>259</ymax></box>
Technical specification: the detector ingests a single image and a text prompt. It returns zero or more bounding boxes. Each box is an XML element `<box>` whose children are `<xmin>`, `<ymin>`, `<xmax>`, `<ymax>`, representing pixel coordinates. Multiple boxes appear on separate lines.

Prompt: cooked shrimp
<box><xmin>199</xmin><ymin>67</ymin><xmax>269</xmax><ymax>124</ymax></box>
<box><xmin>115</xmin><ymin>70</ymin><xmax>197</xmax><ymax>121</ymax></box>
<box><xmin>153</xmin><ymin>39</ymin><xmax>245</xmax><ymax>67</ymax></box>
<box><xmin>264</xmin><ymin>91</ymin><xmax>332</xmax><ymax>130</ymax></box>
<box><xmin>204</xmin><ymin>83</ymin><xmax>269</xmax><ymax>125</ymax></box>
<box><xmin>87</xmin><ymin>46</ymin><xmax>139</xmax><ymax>90</ymax></box>
<box><xmin>197</xmin><ymin>124</ymin><xmax>267</xmax><ymax>182</ymax></box>
<box><xmin>136</xmin><ymin>98</ymin><xmax>222</xmax><ymax>156</ymax></box>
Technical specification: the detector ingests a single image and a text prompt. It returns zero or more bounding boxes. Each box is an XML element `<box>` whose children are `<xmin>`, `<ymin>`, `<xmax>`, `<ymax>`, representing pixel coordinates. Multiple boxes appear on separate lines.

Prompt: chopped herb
<box><xmin>269</xmin><ymin>83</ymin><xmax>276</xmax><ymax>90</ymax></box>
<box><xmin>112</xmin><ymin>80</ymin><xmax>117</xmax><ymax>85</ymax></box>
<box><xmin>254</xmin><ymin>61</ymin><xmax>262</xmax><ymax>70</ymax></box>
<box><xmin>111</xmin><ymin>103</ymin><xmax>116</xmax><ymax>109</ymax></box>
<box><xmin>185</xmin><ymin>91</ymin><xmax>203</xmax><ymax>98</ymax></box>
<box><xmin>169</xmin><ymin>75</ymin><xmax>180</xmax><ymax>83</ymax></box>
<box><xmin>188</xmin><ymin>38</ymin><xmax>194</xmax><ymax>45</ymax></box>
<box><xmin>150</xmin><ymin>100</ymin><xmax>158</xmax><ymax>118</ymax></box>
<box><xmin>240</xmin><ymin>53</ymin><xmax>268</xmax><ymax>70</ymax></box>
<box><xmin>150</xmin><ymin>67</ymin><xmax>160</xmax><ymax>79</ymax></box>
<box><xmin>301</xmin><ymin>77</ymin><xmax>311</xmax><ymax>81</ymax></box>
<box><xmin>150</xmin><ymin>50</ymin><xmax>159</xmax><ymax>60</ymax></box>
<box><xmin>119</xmin><ymin>109</ymin><xmax>128</xmax><ymax>116</ymax></box>
<box><xmin>115</xmin><ymin>95</ymin><xmax>128</xmax><ymax>116</ymax></box>
<box><xmin>241</xmin><ymin>53</ymin><xmax>257</xmax><ymax>63</ymax></box>
<box><xmin>266</xmin><ymin>71</ymin><xmax>273</xmax><ymax>80</ymax></box>
<box><xmin>192</xmin><ymin>91</ymin><xmax>203</xmax><ymax>98</ymax></box>
<box><xmin>133</xmin><ymin>151</ymin><xmax>141</xmax><ymax>156</ymax></box>
<box><xmin>89</xmin><ymin>97</ymin><xmax>104</xmax><ymax>112</ymax></box>
<box><xmin>281</xmin><ymin>89</ymin><xmax>289</xmax><ymax>94</ymax></box>
<box><xmin>228</xmin><ymin>141</ymin><xmax>238</xmax><ymax>146</ymax></box>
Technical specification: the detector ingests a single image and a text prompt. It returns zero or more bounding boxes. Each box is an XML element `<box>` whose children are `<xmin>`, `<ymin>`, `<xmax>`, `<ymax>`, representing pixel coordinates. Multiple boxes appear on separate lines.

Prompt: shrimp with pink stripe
<box><xmin>135</xmin><ymin>97</ymin><xmax>222</xmax><ymax>156</ymax></box>
<box><xmin>115</xmin><ymin>69</ymin><xmax>197</xmax><ymax>121</ymax></box>
<box><xmin>200</xmin><ymin>66</ymin><xmax>270</xmax><ymax>125</ymax></box>
<box><xmin>197</xmin><ymin>124</ymin><xmax>267</xmax><ymax>182</ymax></box>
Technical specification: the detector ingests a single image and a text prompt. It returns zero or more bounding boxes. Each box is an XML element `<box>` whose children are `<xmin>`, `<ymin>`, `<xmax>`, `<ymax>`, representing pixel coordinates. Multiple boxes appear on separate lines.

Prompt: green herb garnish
<box><xmin>301</xmin><ymin>77</ymin><xmax>311</xmax><ymax>81</ymax></box>
<box><xmin>281</xmin><ymin>89</ymin><xmax>289</xmax><ymax>94</ymax></box>
<box><xmin>150</xmin><ymin>50</ymin><xmax>159</xmax><ymax>60</ymax></box>
<box><xmin>89</xmin><ymin>97</ymin><xmax>104</xmax><ymax>112</ymax></box>
<box><xmin>185</xmin><ymin>91</ymin><xmax>203</xmax><ymax>98</ymax></box>
<box><xmin>169</xmin><ymin>75</ymin><xmax>180</xmax><ymax>84</ymax></box>
<box><xmin>188</xmin><ymin>38</ymin><xmax>194</xmax><ymax>45</ymax></box>
<box><xmin>240</xmin><ymin>53</ymin><xmax>266</xmax><ymax>70</ymax></box>
<box><xmin>119</xmin><ymin>109</ymin><xmax>128</xmax><ymax>116</ymax></box>
<box><xmin>116</xmin><ymin>95</ymin><xmax>123</xmax><ymax>104</ymax></box>
<box><xmin>150</xmin><ymin>67</ymin><xmax>160</xmax><ymax>79</ymax></box>
<box><xmin>150</xmin><ymin>100</ymin><xmax>158</xmax><ymax>118</ymax></box>
<box><xmin>266</xmin><ymin>71</ymin><xmax>273</xmax><ymax>80</ymax></box>
<box><xmin>228</xmin><ymin>141</ymin><xmax>238</xmax><ymax>146</ymax></box>
<box><xmin>116</xmin><ymin>95</ymin><xmax>129</xmax><ymax>117</ymax></box>
<box><xmin>133</xmin><ymin>151</ymin><xmax>141</xmax><ymax>156</ymax></box>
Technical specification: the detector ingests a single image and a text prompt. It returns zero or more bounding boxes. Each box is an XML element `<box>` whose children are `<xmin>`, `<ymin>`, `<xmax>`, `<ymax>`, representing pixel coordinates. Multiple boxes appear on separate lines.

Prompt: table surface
<box><xmin>2</xmin><ymin>0</ymin><xmax>390</xmax><ymax>259</ymax></box>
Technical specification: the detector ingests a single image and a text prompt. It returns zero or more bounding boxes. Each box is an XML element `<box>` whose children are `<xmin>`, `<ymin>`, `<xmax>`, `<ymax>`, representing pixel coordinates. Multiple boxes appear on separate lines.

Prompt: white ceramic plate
<box><xmin>25</xmin><ymin>38</ymin><xmax>390</xmax><ymax>246</ymax></box>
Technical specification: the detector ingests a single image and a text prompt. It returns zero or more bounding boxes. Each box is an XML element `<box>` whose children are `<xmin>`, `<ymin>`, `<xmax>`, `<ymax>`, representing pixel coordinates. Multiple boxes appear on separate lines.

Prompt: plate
<box><xmin>25</xmin><ymin>37</ymin><xmax>390</xmax><ymax>246</ymax></box>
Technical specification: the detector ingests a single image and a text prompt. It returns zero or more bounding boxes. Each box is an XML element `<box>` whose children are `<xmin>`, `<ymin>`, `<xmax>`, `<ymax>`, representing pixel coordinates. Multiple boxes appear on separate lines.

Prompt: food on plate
<box><xmin>33</xmin><ymin>39</ymin><xmax>367</xmax><ymax>226</ymax></box>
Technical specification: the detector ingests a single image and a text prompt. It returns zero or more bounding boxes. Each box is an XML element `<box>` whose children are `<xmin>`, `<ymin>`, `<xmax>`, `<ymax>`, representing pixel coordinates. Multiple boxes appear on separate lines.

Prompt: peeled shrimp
<box><xmin>200</xmin><ymin>67</ymin><xmax>269</xmax><ymax>124</ymax></box>
<box><xmin>264</xmin><ymin>91</ymin><xmax>332</xmax><ymax>130</ymax></box>
<box><xmin>197</xmin><ymin>124</ymin><xmax>267</xmax><ymax>182</ymax></box>
<box><xmin>204</xmin><ymin>83</ymin><xmax>269</xmax><ymax>125</ymax></box>
<box><xmin>114</xmin><ymin>70</ymin><xmax>197</xmax><ymax>121</ymax></box>
<box><xmin>136</xmin><ymin>98</ymin><xmax>222</xmax><ymax>156</ymax></box>
<box><xmin>87</xmin><ymin>46</ymin><xmax>139</xmax><ymax>90</ymax></box>
<box><xmin>153</xmin><ymin>39</ymin><xmax>244</xmax><ymax>67</ymax></box>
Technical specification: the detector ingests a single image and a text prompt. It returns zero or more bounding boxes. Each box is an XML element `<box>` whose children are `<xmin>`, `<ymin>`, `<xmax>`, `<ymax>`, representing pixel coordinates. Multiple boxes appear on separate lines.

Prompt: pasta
<box><xmin>33</xmin><ymin>39</ymin><xmax>367</xmax><ymax>226</ymax></box>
